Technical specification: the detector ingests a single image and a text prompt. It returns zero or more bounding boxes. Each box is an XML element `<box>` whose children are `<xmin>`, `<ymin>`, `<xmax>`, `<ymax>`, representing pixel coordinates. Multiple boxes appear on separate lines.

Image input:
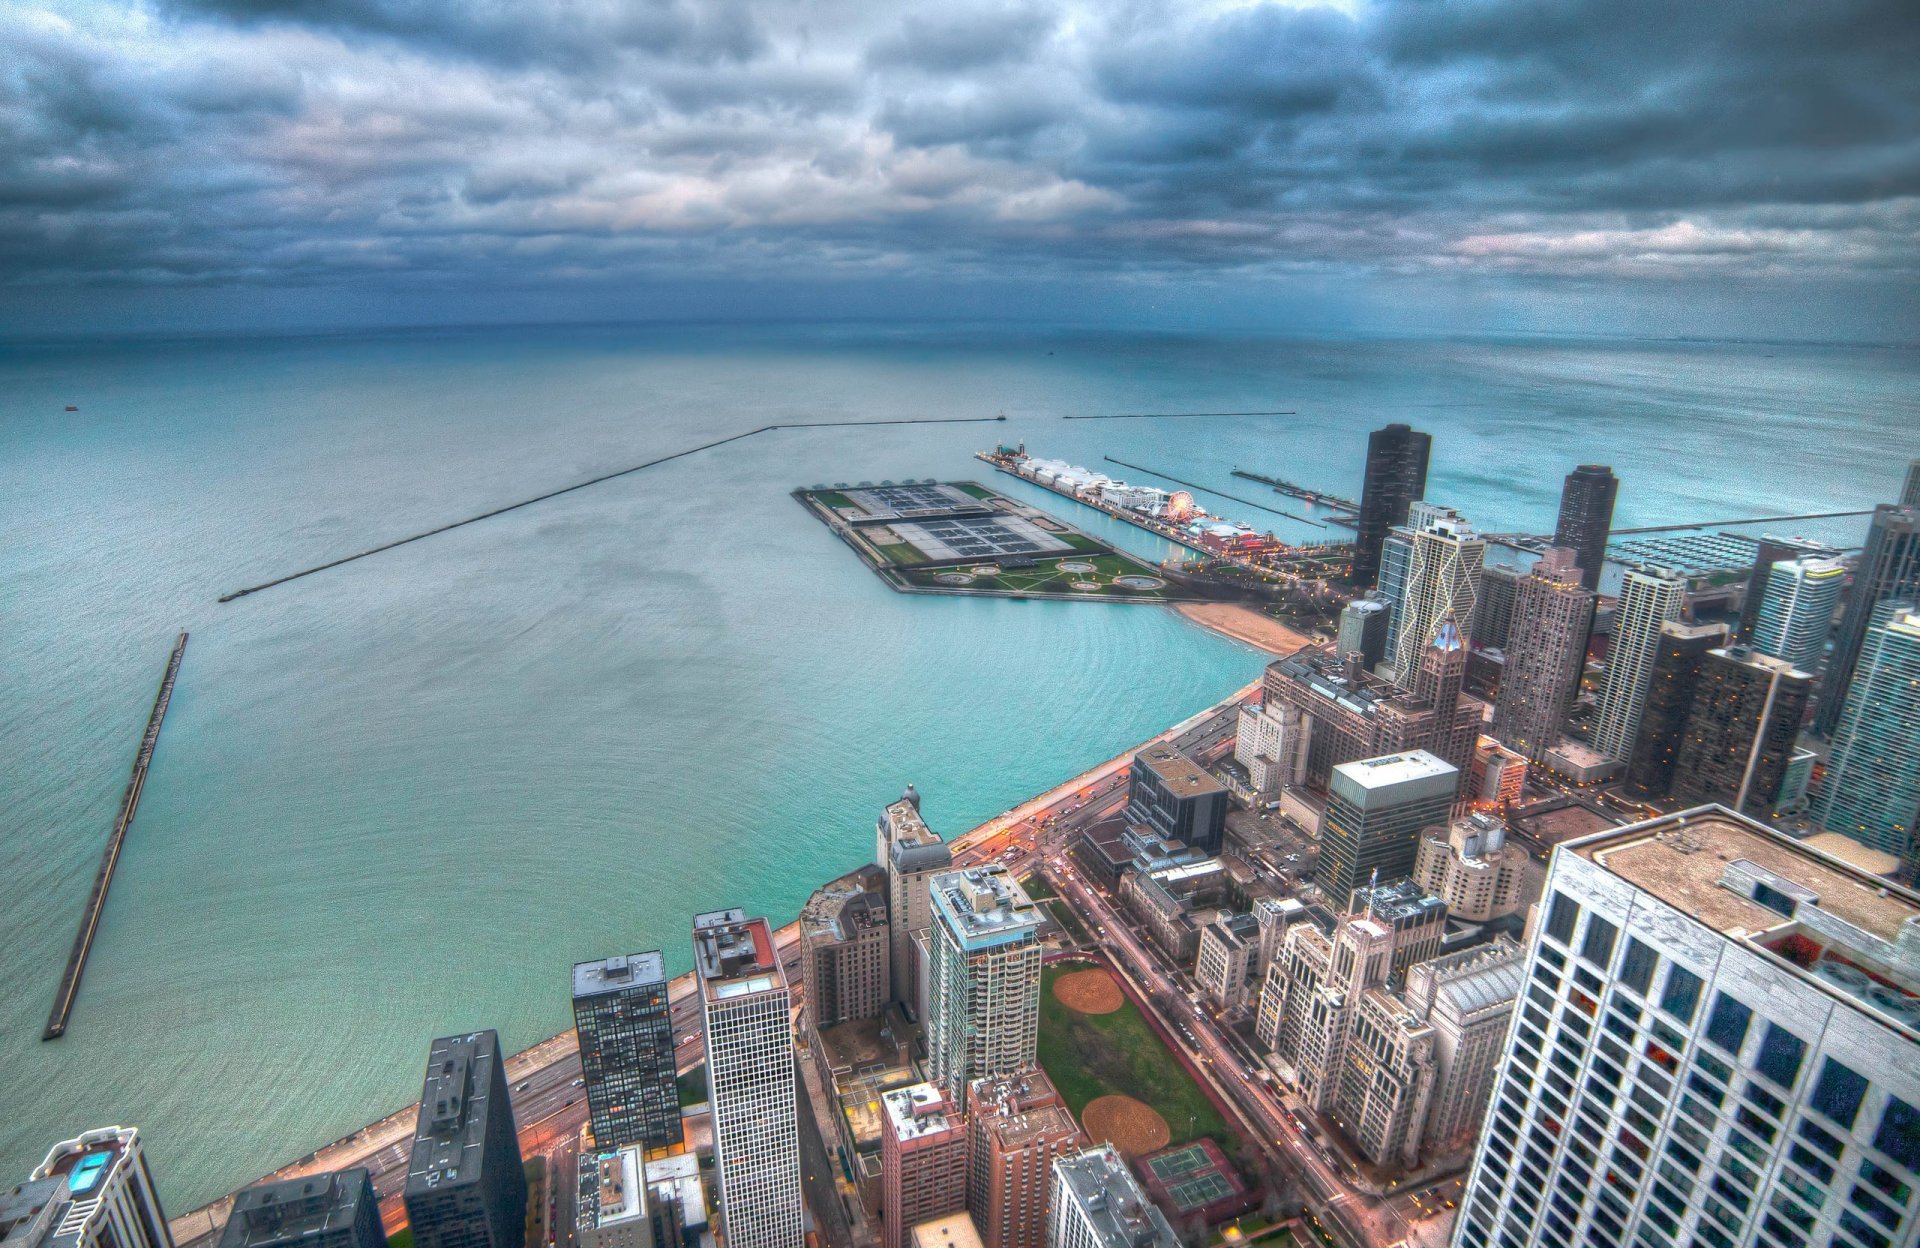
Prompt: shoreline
<box><xmin>1175</xmin><ymin>601</ymin><xmax>1320</xmax><ymax>656</ymax></box>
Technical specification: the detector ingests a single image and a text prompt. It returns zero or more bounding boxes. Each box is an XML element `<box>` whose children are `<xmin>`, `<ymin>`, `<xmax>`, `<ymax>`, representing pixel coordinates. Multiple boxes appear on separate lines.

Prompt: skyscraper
<box><xmin>1592</xmin><ymin>568</ymin><xmax>1686</xmax><ymax>762</ymax></box>
<box><xmin>1736</xmin><ymin>536</ymin><xmax>1809</xmax><ymax>642</ymax></box>
<box><xmin>879</xmin><ymin>1085</ymin><xmax>967</xmax><ymax>1248</ymax></box>
<box><xmin>1492</xmin><ymin>548</ymin><xmax>1594</xmax><ymax>764</ymax></box>
<box><xmin>4</xmin><ymin>1128</ymin><xmax>172</xmax><ymax>1248</ymax></box>
<box><xmin>572</xmin><ymin>952</ymin><xmax>682</xmax><ymax>1150</ymax></box>
<box><xmin>694</xmin><ymin>909</ymin><xmax>802</xmax><ymax>1248</ymax></box>
<box><xmin>1318</xmin><ymin>751</ymin><xmax>1458</xmax><ymax>905</ymax></box>
<box><xmin>1124</xmin><ymin>744</ymin><xmax>1228</xmax><ymax>855</ymax></box>
<box><xmin>1815</xmin><ymin>601</ymin><xmax>1920</xmax><ymax>862</ymax></box>
<box><xmin>1472</xmin><ymin>562</ymin><xmax>1525</xmax><ymax>651</ymax></box>
<box><xmin>1353</xmin><ymin>423</ymin><xmax>1432</xmax><ymax>588</ymax></box>
<box><xmin>925</xmin><ymin>867</ymin><xmax>1043</xmax><ymax>1109</ymax></box>
<box><xmin>1412</xmin><ymin>615</ymin><xmax>1478</xmax><ymax>781</ymax></box>
<box><xmin>967</xmin><ymin>1069</ymin><xmax>1085</xmax><ymax>1248</ymax></box>
<box><xmin>1670</xmin><ymin>645</ymin><xmax>1813</xmax><ymax>815</ymax></box>
<box><xmin>800</xmin><ymin>872</ymin><xmax>890</xmax><ymax>1028</ymax></box>
<box><xmin>878</xmin><ymin>788</ymin><xmax>953</xmax><ymax>1018</ymax></box>
<box><xmin>1337</xmin><ymin>596</ymin><xmax>1391</xmax><ymax>670</ymax></box>
<box><xmin>1623</xmin><ymin>620</ymin><xmax>1728</xmax><ymax>799</ymax></box>
<box><xmin>1751</xmin><ymin>556</ymin><xmax>1846</xmax><ymax>673</ymax></box>
<box><xmin>1450</xmin><ymin>806</ymin><xmax>1920</xmax><ymax>1248</ymax></box>
<box><xmin>1551</xmin><ymin>465</ymin><xmax>1619</xmax><ymax>592</ymax></box>
<box><xmin>1816</xmin><ymin>503</ymin><xmax>1920</xmax><ymax>737</ymax></box>
<box><xmin>404</xmin><ymin>1031</ymin><xmax>526</xmax><ymax>1248</ymax></box>
<box><xmin>220</xmin><ymin>1172</ymin><xmax>383</xmax><ymax>1248</ymax></box>
<box><xmin>1047</xmin><ymin>1148</ymin><xmax>1178</xmax><ymax>1248</ymax></box>
<box><xmin>1387</xmin><ymin>512</ymin><xmax>1485</xmax><ymax>682</ymax></box>
<box><xmin>1904</xmin><ymin>458</ymin><xmax>1920</xmax><ymax>507</ymax></box>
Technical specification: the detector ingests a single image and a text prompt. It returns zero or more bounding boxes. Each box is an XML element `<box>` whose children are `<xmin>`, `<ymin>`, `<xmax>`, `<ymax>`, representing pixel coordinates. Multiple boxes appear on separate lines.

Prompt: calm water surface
<box><xmin>0</xmin><ymin>324</ymin><xmax>1912</xmax><ymax>1207</ymax></box>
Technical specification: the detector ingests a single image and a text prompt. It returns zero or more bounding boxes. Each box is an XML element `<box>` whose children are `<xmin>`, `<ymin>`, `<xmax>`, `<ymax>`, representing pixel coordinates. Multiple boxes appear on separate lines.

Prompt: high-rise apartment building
<box><xmin>1553</xmin><ymin>465</ymin><xmax>1619</xmax><ymax>592</ymax></box>
<box><xmin>1473</xmin><ymin>563</ymin><xmax>1525</xmax><ymax>651</ymax></box>
<box><xmin>1353</xmin><ymin>423</ymin><xmax>1432</xmax><ymax>589</ymax></box>
<box><xmin>1752</xmin><ymin>556</ymin><xmax>1846</xmax><ymax>673</ymax></box>
<box><xmin>3</xmin><ymin>1129</ymin><xmax>172</xmax><ymax>1248</ymax></box>
<box><xmin>1403</xmin><ymin>942</ymin><xmax>1528</xmax><ymax>1158</ymax></box>
<box><xmin>1592</xmin><ymin>568</ymin><xmax>1686</xmax><ymax>761</ymax></box>
<box><xmin>1234</xmin><ymin>699</ymin><xmax>1311</xmax><ymax>797</ymax></box>
<box><xmin>572</xmin><ymin>952</ymin><xmax>682</xmax><ymax>1150</ymax></box>
<box><xmin>220</xmin><ymin>1171</ymin><xmax>382</xmax><ymax>1248</ymax></box>
<box><xmin>1470</xmin><ymin>736</ymin><xmax>1528</xmax><ymax>807</ymax></box>
<box><xmin>1338</xmin><ymin>597</ymin><xmax>1392</xmax><ymax>670</ymax></box>
<box><xmin>1737</xmin><ymin>537</ymin><xmax>1812</xmax><ymax>642</ymax></box>
<box><xmin>967</xmin><ymin>1070</ymin><xmax>1085</xmax><ymax>1248</ymax></box>
<box><xmin>1047</xmin><ymin>1148</ymin><xmax>1178</xmax><ymax>1248</ymax></box>
<box><xmin>1815</xmin><ymin>601</ymin><xmax>1920</xmax><ymax>862</ymax></box>
<box><xmin>1904</xmin><ymin>458</ymin><xmax>1920</xmax><ymax>508</ymax></box>
<box><xmin>1195</xmin><ymin>912</ymin><xmax>1263</xmax><ymax>1009</ymax></box>
<box><xmin>879</xmin><ymin>1085</ymin><xmax>968</xmax><ymax>1248</ymax></box>
<box><xmin>926</xmin><ymin>867</ymin><xmax>1043</xmax><ymax>1109</ymax></box>
<box><xmin>1624</xmin><ymin>621</ymin><xmax>1730</xmax><ymax>800</ymax></box>
<box><xmin>879</xmin><ymin>788</ymin><xmax>954</xmax><ymax>1017</ymax></box>
<box><xmin>1414</xmin><ymin>811</ymin><xmax>1529</xmax><ymax>923</ymax></box>
<box><xmin>1387</xmin><ymin>514</ymin><xmax>1486</xmax><ymax>682</ymax></box>
<box><xmin>1125</xmin><ymin>745</ymin><xmax>1228</xmax><ymax>855</ymax></box>
<box><xmin>1451</xmin><ymin>806</ymin><xmax>1920</xmax><ymax>1248</ymax></box>
<box><xmin>404</xmin><ymin>1031</ymin><xmax>526</xmax><ymax>1248</ymax></box>
<box><xmin>693</xmin><ymin>909</ymin><xmax>802</xmax><ymax>1248</ymax></box>
<box><xmin>1319</xmin><ymin>752</ymin><xmax>1458</xmax><ymax>906</ymax></box>
<box><xmin>1670</xmin><ymin>646</ymin><xmax>1813</xmax><ymax>815</ymax></box>
<box><xmin>1816</xmin><ymin>503</ymin><xmax>1920</xmax><ymax>737</ymax></box>
<box><xmin>1492</xmin><ymin>548</ymin><xmax>1594</xmax><ymax>764</ymax></box>
<box><xmin>1411</xmin><ymin>617</ymin><xmax>1478</xmax><ymax>782</ymax></box>
<box><xmin>800</xmin><ymin>871</ymin><xmax>891</xmax><ymax>1028</ymax></box>
<box><xmin>1262</xmin><ymin>646</ymin><xmax>1487</xmax><ymax>798</ymax></box>
<box><xmin>1348</xmin><ymin>877</ymin><xmax>1450</xmax><ymax>978</ymax></box>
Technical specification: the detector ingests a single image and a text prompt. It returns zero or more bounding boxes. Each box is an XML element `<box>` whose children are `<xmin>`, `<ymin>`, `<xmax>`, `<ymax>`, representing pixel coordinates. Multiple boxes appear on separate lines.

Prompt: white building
<box><xmin>1234</xmin><ymin>701</ymin><xmax>1311</xmax><ymax>796</ymax></box>
<box><xmin>1195</xmin><ymin>912</ymin><xmax>1262</xmax><ymax>1010</ymax></box>
<box><xmin>1750</xmin><ymin>555</ymin><xmax>1846</xmax><ymax>674</ymax></box>
<box><xmin>879</xmin><ymin>789</ymin><xmax>953</xmax><ymax>1016</ymax></box>
<box><xmin>575</xmin><ymin>1147</ymin><xmax>653</xmax><ymax>1248</ymax></box>
<box><xmin>926</xmin><ymin>867</ymin><xmax>1044</xmax><ymax>1110</ymax></box>
<box><xmin>694</xmin><ymin>909</ymin><xmax>803</xmax><ymax>1248</ymax></box>
<box><xmin>1413</xmin><ymin>811</ymin><xmax>1530</xmax><ymax>923</ymax></box>
<box><xmin>1592</xmin><ymin>568</ymin><xmax>1686</xmax><ymax>761</ymax></box>
<box><xmin>3</xmin><ymin>1128</ymin><xmax>172</xmax><ymax>1248</ymax></box>
<box><xmin>1452</xmin><ymin>806</ymin><xmax>1920</xmax><ymax>1248</ymax></box>
<box><xmin>1384</xmin><ymin>507</ymin><xmax>1486</xmax><ymax>681</ymax></box>
<box><xmin>1046</xmin><ymin>1147</ymin><xmax>1177</xmax><ymax>1248</ymax></box>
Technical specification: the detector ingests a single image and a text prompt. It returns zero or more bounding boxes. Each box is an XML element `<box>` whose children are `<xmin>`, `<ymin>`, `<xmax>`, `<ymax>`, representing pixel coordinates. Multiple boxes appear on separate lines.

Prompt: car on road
<box><xmin>516</xmin><ymin>1082</ymin><xmax>530</xmax><ymax>1092</ymax></box>
<box><xmin>571</xmin><ymin>1077</ymin><xmax>584</xmax><ymax>1087</ymax></box>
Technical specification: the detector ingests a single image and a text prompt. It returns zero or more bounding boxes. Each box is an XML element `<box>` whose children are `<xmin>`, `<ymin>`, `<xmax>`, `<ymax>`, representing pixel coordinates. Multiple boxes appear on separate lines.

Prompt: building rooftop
<box><xmin>642</xmin><ymin>1154</ymin><xmax>707</xmax><ymax>1234</ymax></box>
<box><xmin>406</xmin><ymin>1032</ymin><xmax>504</xmax><ymax>1197</ymax></box>
<box><xmin>1710</xmin><ymin>645</ymin><xmax>1810</xmax><ymax>679</ymax></box>
<box><xmin>883</xmin><ymin>799</ymin><xmax>953</xmax><ymax>873</ymax></box>
<box><xmin>1206</xmin><ymin>912</ymin><xmax>1261</xmax><ymax>950</ymax></box>
<box><xmin>693</xmin><ymin>910</ymin><xmax>783</xmax><ymax>1001</ymax></box>
<box><xmin>1415</xmin><ymin>940</ymin><xmax>1527</xmax><ymax>1017</ymax></box>
<box><xmin>1801</xmin><ymin>833</ymin><xmax>1904</xmax><ymax>878</ymax></box>
<box><xmin>910</xmin><ymin>1213</ymin><xmax>985</xmax><ymax>1248</ymax></box>
<box><xmin>1134</xmin><ymin>745</ymin><xmax>1226</xmax><ymax>797</ymax></box>
<box><xmin>576</xmin><ymin>1148</ymin><xmax>647</xmax><ymax>1241</ymax></box>
<box><xmin>572</xmin><ymin>951</ymin><xmax>667</xmax><ymax>1001</ymax></box>
<box><xmin>1334</xmin><ymin>751</ymin><xmax>1456</xmax><ymax>793</ymax></box>
<box><xmin>882</xmin><ymin>1083</ymin><xmax>961</xmax><ymax>1142</ymax></box>
<box><xmin>930</xmin><ymin>867</ymin><xmax>1042</xmax><ymax>951</ymax></box>
<box><xmin>222</xmin><ymin>1171</ymin><xmax>372</xmax><ymax>1248</ymax></box>
<box><xmin>1053</xmin><ymin>1146</ymin><xmax>1177</xmax><ymax>1248</ymax></box>
<box><xmin>1573</xmin><ymin>807</ymin><xmax>1920</xmax><ymax>1037</ymax></box>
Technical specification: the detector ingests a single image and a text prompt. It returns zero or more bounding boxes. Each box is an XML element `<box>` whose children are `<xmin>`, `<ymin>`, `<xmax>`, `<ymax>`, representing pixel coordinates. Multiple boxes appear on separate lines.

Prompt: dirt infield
<box><xmin>1083</xmin><ymin>1095</ymin><xmax>1172</xmax><ymax>1156</ymax></box>
<box><xmin>1052</xmin><ymin>968</ymin><xmax>1125</xmax><ymax>1014</ymax></box>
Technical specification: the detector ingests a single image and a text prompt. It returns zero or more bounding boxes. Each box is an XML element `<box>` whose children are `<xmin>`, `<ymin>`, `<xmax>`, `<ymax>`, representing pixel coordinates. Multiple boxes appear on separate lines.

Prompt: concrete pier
<box><xmin>43</xmin><ymin>631</ymin><xmax>188</xmax><ymax>1040</ymax></box>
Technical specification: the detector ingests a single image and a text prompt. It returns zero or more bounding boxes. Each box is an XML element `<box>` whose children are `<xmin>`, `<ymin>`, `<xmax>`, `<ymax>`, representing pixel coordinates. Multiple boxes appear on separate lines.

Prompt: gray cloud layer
<box><xmin>3</xmin><ymin>0</ymin><xmax>1916</xmax><ymax>331</ymax></box>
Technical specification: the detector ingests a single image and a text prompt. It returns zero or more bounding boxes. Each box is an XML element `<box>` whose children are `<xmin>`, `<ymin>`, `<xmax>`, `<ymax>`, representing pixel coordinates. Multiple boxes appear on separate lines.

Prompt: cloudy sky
<box><xmin>4</xmin><ymin>0</ymin><xmax>1917</xmax><ymax>336</ymax></box>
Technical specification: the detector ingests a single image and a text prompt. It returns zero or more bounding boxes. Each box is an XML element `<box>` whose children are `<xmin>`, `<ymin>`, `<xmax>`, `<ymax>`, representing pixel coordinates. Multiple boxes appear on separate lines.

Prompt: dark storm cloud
<box><xmin>2</xmin><ymin>0</ymin><xmax>1917</xmax><ymax>331</ymax></box>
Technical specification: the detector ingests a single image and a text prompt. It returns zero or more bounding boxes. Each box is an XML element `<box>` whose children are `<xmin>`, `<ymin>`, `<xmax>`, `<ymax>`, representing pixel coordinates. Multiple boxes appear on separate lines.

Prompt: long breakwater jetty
<box><xmin>44</xmin><ymin>631</ymin><xmax>189</xmax><ymax>1041</ymax></box>
<box><xmin>1104</xmin><ymin>457</ymin><xmax>1328</xmax><ymax>529</ymax></box>
<box><xmin>1229</xmin><ymin>468</ymin><xmax>1359</xmax><ymax>515</ymax></box>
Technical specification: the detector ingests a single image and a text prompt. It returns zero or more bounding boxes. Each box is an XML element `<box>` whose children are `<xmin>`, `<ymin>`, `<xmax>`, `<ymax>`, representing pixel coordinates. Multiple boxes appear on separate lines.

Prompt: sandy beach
<box><xmin>1176</xmin><ymin>601</ymin><xmax>1320</xmax><ymax>656</ymax></box>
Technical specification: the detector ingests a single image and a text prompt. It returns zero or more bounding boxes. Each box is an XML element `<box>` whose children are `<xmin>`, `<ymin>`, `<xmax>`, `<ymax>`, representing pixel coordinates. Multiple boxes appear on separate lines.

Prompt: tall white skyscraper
<box><xmin>1814</xmin><ymin>601</ymin><xmax>1920</xmax><ymax>863</ymax></box>
<box><xmin>925</xmin><ymin>866</ymin><xmax>1043</xmax><ymax>1110</ymax></box>
<box><xmin>1047</xmin><ymin>1147</ymin><xmax>1177</xmax><ymax>1248</ymax></box>
<box><xmin>1752</xmin><ymin>556</ymin><xmax>1846</xmax><ymax>674</ymax></box>
<box><xmin>1451</xmin><ymin>806</ymin><xmax>1920</xmax><ymax>1248</ymax></box>
<box><xmin>1592</xmin><ymin>568</ymin><xmax>1686</xmax><ymax>761</ymax></box>
<box><xmin>1388</xmin><ymin>511</ymin><xmax>1486</xmax><ymax>682</ymax></box>
<box><xmin>693</xmin><ymin>909</ymin><xmax>802</xmax><ymax>1248</ymax></box>
<box><xmin>878</xmin><ymin>788</ymin><xmax>952</xmax><ymax>1016</ymax></box>
<box><xmin>3</xmin><ymin>1128</ymin><xmax>173</xmax><ymax>1248</ymax></box>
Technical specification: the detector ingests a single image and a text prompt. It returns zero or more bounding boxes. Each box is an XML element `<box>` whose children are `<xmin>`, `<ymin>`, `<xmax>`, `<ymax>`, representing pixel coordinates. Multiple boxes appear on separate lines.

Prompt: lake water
<box><xmin>1</xmin><ymin>323</ymin><xmax>1912</xmax><ymax>1208</ymax></box>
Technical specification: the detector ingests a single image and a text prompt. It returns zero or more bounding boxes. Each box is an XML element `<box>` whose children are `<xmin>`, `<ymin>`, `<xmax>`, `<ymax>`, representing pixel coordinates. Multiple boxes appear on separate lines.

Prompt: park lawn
<box><xmin>1038</xmin><ymin>964</ymin><xmax>1232</xmax><ymax>1153</ymax></box>
<box><xmin>954</xmin><ymin>482</ymin><xmax>996</xmax><ymax>499</ymax></box>
<box><xmin>812</xmin><ymin>490</ymin><xmax>855</xmax><ymax>509</ymax></box>
<box><xmin>1044</xmin><ymin>900</ymin><xmax>1091</xmax><ymax>945</ymax></box>
<box><xmin>387</xmin><ymin>1230</ymin><xmax>412</xmax><ymax>1248</ymax></box>
<box><xmin>1020</xmin><ymin>873</ymin><xmax>1057</xmax><ymax>900</ymax></box>
<box><xmin>1059</xmin><ymin>531</ymin><xmax>1105</xmax><ymax>551</ymax></box>
<box><xmin>679</xmin><ymin>1067</ymin><xmax>708</xmax><ymax>1106</ymax></box>
<box><xmin>868</xmin><ymin>540</ymin><xmax>930</xmax><ymax>566</ymax></box>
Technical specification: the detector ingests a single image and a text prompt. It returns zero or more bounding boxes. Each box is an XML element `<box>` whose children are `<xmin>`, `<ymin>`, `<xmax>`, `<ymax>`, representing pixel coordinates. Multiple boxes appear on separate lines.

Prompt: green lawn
<box><xmin>679</xmin><ymin>1068</ymin><xmax>708</xmax><ymax>1107</ymax></box>
<box><xmin>1059</xmin><ymin>531</ymin><xmax>1105</xmax><ymax>551</ymax></box>
<box><xmin>812</xmin><ymin>490</ymin><xmax>855</xmax><ymax>509</ymax></box>
<box><xmin>900</xmin><ymin>551</ymin><xmax>1179</xmax><ymax>599</ymax></box>
<box><xmin>954</xmin><ymin>482</ymin><xmax>996</xmax><ymax>499</ymax></box>
<box><xmin>387</xmin><ymin>1230</ymin><xmax>412</xmax><ymax>1248</ymax></box>
<box><xmin>1020</xmin><ymin>873</ymin><xmax>1056</xmax><ymax>900</ymax></box>
<box><xmin>1038</xmin><ymin>964</ymin><xmax>1232</xmax><ymax>1153</ymax></box>
<box><xmin>868</xmin><ymin>540</ymin><xmax>931</xmax><ymax>566</ymax></box>
<box><xmin>1044</xmin><ymin>900</ymin><xmax>1091</xmax><ymax>945</ymax></box>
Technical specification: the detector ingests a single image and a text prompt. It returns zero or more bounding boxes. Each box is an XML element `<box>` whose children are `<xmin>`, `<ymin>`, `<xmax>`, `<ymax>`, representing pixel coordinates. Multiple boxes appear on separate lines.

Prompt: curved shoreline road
<box><xmin>167</xmin><ymin>681</ymin><xmax>1260</xmax><ymax>1248</ymax></box>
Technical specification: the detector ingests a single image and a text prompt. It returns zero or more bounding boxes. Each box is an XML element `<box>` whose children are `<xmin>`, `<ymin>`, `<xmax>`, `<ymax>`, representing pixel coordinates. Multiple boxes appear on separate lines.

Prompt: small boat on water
<box><xmin>65</xmin><ymin>405</ymin><xmax>78</xmax><ymax>412</ymax></box>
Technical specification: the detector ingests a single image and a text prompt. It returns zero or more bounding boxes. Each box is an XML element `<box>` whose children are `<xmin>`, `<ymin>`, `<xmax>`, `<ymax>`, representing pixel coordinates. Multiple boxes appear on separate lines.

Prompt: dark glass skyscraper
<box><xmin>1551</xmin><ymin>464</ymin><xmax>1618</xmax><ymax>592</ymax></box>
<box><xmin>1670</xmin><ymin>645</ymin><xmax>1812</xmax><ymax>814</ymax></box>
<box><xmin>1352</xmin><ymin>423</ymin><xmax>1431</xmax><ymax>588</ymax></box>
<box><xmin>403</xmin><ymin>1031</ymin><xmax>526</xmax><ymax>1248</ymax></box>
<box><xmin>1814</xmin><ymin>503</ymin><xmax>1920</xmax><ymax>736</ymax></box>
<box><xmin>221</xmin><ymin>1171</ymin><xmax>383</xmax><ymax>1248</ymax></box>
<box><xmin>1623</xmin><ymin>621</ymin><xmax>1726</xmax><ymax>799</ymax></box>
<box><xmin>572</xmin><ymin>952</ymin><xmax>682</xmax><ymax>1150</ymax></box>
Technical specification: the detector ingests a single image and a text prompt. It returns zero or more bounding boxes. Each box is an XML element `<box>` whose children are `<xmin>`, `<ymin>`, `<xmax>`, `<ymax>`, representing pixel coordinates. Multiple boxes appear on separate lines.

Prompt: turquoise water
<box><xmin>0</xmin><ymin>325</ymin><xmax>1913</xmax><ymax>1209</ymax></box>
